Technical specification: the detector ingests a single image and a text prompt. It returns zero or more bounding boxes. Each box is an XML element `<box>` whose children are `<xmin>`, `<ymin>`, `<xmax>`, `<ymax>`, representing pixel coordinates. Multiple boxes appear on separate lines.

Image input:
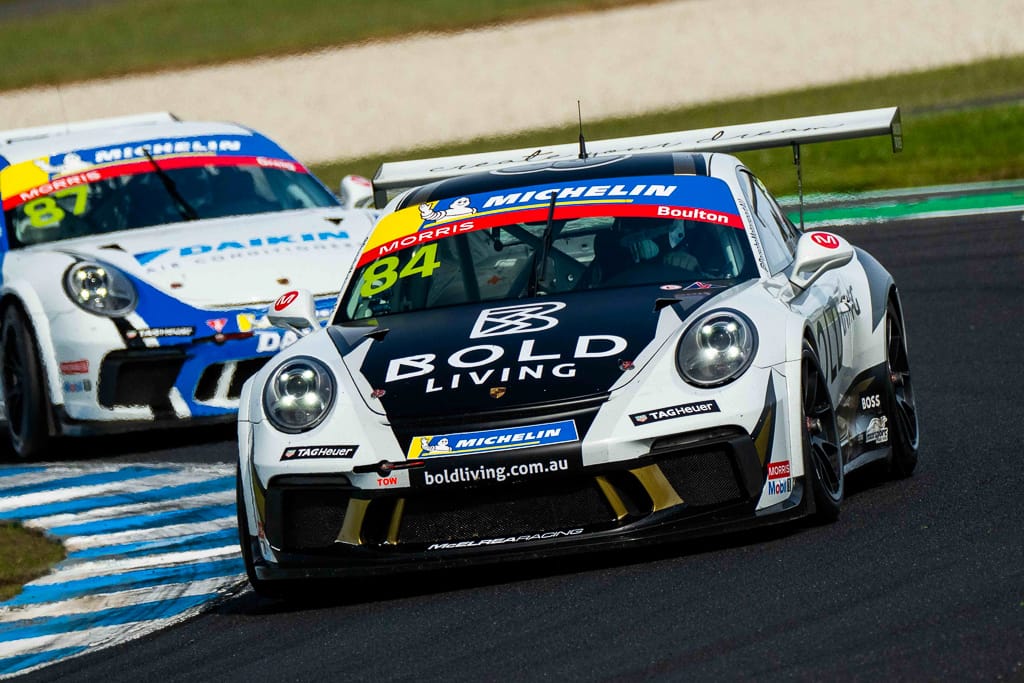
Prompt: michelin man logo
<box><xmin>420</xmin><ymin>437</ymin><xmax>453</xmax><ymax>454</ymax></box>
<box><xmin>34</xmin><ymin>152</ymin><xmax>92</xmax><ymax>176</ymax></box>
<box><xmin>419</xmin><ymin>196</ymin><xmax>475</xmax><ymax>222</ymax></box>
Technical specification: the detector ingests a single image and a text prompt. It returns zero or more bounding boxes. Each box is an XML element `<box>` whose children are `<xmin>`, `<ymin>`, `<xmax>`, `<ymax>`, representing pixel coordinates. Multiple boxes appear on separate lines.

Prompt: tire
<box><xmin>801</xmin><ymin>342</ymin><xmax>843</xmax><ymax>522</ymax></box>
<box><xmin>1</xmin><ymin>306</ymin><xmax>52</xmax><ymax>460</ymax></box>
<box><xmin>884</xmin><ymin>300</ymin><xmax>919</xmax><ymax>478</ymax></box>
<box><xmin>236</xmin><ymin>468</ymin><xmax>311</xmax><ymax>602</ymax></box>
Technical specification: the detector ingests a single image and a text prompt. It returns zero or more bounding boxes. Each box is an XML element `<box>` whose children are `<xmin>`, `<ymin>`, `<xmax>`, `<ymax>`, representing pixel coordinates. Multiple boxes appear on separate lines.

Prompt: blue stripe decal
<box><xmin>0</xmin><ymin>466</ymin><xmax>48</xmax><ymax>480</ymax></box>
<box><xmin>47</xmin><ymin>503</ymin><xmax>235</xmax><ymax>537</ymax></box>
<box><xmin>0</xmin><ymin>466</ymin><xmax>174</xmax><ymax>498</ymax></box>
<box><xmin>0</xmin><ymin>646</ymin><xmax>90</xmax><ymax>677</ymax></box>
<box><xmin>0</xmin><ymin>594</ymin><xmax>218</xmax><ymax>642</ymax></box>
<box><xmin>67</xmin><ymin>528</ymin><xmax>238</xmax><ymax>561</ymax></box>
<box><xmin>0</xmin><ymin>476</ymin><xmax>234</xmax><ymax>521</ymax></box>
<box><xmin>6</xmin><ymin>557</ymin><xmax>244</xmax><ymax>607</ymax></box>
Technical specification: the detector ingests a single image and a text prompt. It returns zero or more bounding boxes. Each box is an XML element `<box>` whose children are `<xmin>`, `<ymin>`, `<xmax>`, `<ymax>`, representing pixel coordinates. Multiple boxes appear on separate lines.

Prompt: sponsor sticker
<box><xmin>767</xmin><ymin>460</ymin><xmax>790</xmax><ymax>480</ymax></box>
<box><xmin>125</xmin><ymin>326</ymin><xmax>195</xmax><ymax>340</ymax></box>
<box><xmin>274</xmin><ymin>290</ymin><xmax>299</xmax><ymax>311</ymax></box>
<box><xmin>408</xmin><ymin>419</ymin><xmax>579</xmax><ymax>459</ymax></box>
<box><xmin>59</xmin><ymin>359</ymin><xmax>89</xmax><ymax>375</ymax></box>
<box><xmin>280</xmin><ymin>445</ymin><xmax>358</xmax><ymax>460</ymax></box>
<box><xmin>469</xmin><ymin>302</ymin><xmax>565</xmax><ymax>338</ymax></box>
<box><xmin>865</xmin><ymin>416</ymin><xmax>889</xmax><ymax>444</ymax></box>
<box><xmin>629</xmin><ymin>400</ymin><xmax>720</xmax><ymax>426</ymax></box>
<box><xmin>62</xmin><ymin>379</ymin><xmax>92</xmax><ymax>393</ymax></box>
<box><xmin>205</xmin><ymin>318</ymin><xmax>227</xmax><ymax>333</ymax></box>
<box><xmin>766</xmin><ymin>478</ymin><xmax>792</xmax><ymax>496</ymax></box>
<box><xmin>427</xmin><ymin>528</ymin><xmax>584</xmax><ymax>550</ymax></box>
<box><xmin>811</xmin><ymin>232</ymin><xmax>840</xmax><ymax>249</ymax></box>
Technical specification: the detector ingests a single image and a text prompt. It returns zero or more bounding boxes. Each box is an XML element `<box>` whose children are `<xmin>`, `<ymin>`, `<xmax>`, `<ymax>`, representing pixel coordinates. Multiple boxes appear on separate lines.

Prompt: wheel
<box><xmin>236</xmin><ymin>468</ymin><xmax>311</xmax><ymax>601</ymax></box>
<box><xmin>1</xmin><ymin>306</ymin><xmax>52</xmax><ymax>460</ymax></box>
<box><xmin>884</xmin><ymin>300</ymin><xmax>919</xmax><ymax>477</ymax></box>
<box><xmin>801</xmin><ymin>342</ymin><xmax>843</xmax><ymax>522</ymax></box>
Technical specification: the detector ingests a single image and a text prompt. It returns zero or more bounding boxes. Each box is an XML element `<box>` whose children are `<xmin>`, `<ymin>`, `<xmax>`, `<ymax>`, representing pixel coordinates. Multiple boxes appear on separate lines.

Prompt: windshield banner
<box><xmin>1</xmin><ymin>134</ymin><xmax>305</xmax><ymax>210</ymax></box>
<box><xmin>358</xmin><ymin>175</ymin><xmax>742</xmax><ymax>267</ymax></box>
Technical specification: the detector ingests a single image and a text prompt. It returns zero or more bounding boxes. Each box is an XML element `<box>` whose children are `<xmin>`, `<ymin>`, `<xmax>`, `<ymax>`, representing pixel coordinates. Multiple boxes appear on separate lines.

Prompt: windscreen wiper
<box><xmin>527</xmin><ymin>191</ymin><xmax>559</xmax><ymax>297</ymax></box>
<box><xmin>142</xmin><ymin>148</ymin><xmax>199</xmax><ymax>221</ymax></box>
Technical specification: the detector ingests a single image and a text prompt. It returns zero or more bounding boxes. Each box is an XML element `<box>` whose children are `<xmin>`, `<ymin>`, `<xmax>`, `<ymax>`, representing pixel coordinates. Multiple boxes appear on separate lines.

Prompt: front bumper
<box><xmin>246</xmin><ymin>427</ymin><xmax>809</xmax><ymax>580</ymax></box>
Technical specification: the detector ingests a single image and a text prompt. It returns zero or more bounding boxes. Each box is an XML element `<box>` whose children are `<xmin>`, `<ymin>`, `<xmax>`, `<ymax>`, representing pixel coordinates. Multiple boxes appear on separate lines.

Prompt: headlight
<box><xmin>676</xmin><ymin>310</ymin><xmax>757</xmax><ymax>387</ymax></box>
<box><xmin>263</xmin><ymin>357</ymin><xmax>335</xmax><ymax>433</ymax></box>
<box><xmin>63</xmin><ymin>262</ymin><xmax>137</xmax><ymax>317</ymax></box>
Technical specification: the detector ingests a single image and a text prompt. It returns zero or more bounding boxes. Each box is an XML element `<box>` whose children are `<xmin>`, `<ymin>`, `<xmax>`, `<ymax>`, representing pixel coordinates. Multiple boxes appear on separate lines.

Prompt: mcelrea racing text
<box><xmin>423</xmin><ymin>458</ymin><xmax>569</xmax><ymax>486</ymax></box>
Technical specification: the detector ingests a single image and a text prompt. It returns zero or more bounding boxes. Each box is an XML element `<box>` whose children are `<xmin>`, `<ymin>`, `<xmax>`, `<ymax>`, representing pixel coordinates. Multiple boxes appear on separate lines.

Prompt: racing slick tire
<box><xmin>884</xmin><ymin>300</ymin><xmax>919</xmax><ymax>478</ymax></box>
<box><xmin>801</xmin><ymin>342</ymin><xmax>843</xmax><ymax>522</ymax></box>
<box><xmin>1</xmin><ymin>305</ymin><xmax>52</xmax><ymax>460</ymax></box>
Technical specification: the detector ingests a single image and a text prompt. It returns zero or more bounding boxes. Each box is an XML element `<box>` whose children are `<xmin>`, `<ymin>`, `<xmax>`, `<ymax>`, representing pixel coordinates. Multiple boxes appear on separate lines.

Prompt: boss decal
<box><xmin>280</xmin><ymin>445</ymin><xmax>358</xmax><ymax>460</ymax></box>
<box><xmin>629</xmin><ymin>400</ymin><xmax>721</xmax><ymax>426</ymax></box>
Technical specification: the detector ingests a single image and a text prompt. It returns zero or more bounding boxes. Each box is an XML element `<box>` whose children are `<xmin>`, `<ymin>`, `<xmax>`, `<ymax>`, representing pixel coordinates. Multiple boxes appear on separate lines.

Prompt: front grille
<box><xmin>195</xmin><ymin>357</ymin><xmax>269</xmax><ymax>401</ymax></box>
<box><xmin>265</xmin><ymin>487</ymin><xmax>351</xmax><ymax>551</ymax></box>
<box><xmin>399</xmin><ymin>479</ymin><xmax>613</xmax><ymax>545</ymax></box>
<box><xmin>98</xmin><ymin>350</ymin><xmax>185</xmax><ymax>412</ymax></box>
<box><xmin>656</xmin><ymin>448</ymin><xmax>744</xmax><ymax>506</ymax></box>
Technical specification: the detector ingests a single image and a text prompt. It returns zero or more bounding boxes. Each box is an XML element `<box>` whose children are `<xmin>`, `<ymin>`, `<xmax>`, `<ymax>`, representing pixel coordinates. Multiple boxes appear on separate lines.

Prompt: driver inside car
<box><xmin>618</xmin><ymin>217</ymin><xmax>700</xmax><ymax>270</ymax></box>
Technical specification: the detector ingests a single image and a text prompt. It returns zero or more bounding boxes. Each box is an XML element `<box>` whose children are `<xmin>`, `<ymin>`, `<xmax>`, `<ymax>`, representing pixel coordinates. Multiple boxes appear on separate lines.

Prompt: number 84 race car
<box><xmin>237</xmin><ymin>107</ymin><xmax>919</xmax><ymax>598</ymax></box>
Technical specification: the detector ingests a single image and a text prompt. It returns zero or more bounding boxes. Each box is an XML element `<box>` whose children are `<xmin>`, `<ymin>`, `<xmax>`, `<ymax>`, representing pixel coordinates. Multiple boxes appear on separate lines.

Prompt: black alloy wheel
<box><xmin>1</xmin><ymin>306</ymin><xmax>51</xmax><ymax>460</ymax></box>
<box><xmin>885</xmin><ymin>301</ymin><xmax>919</xmax><ymax>477</ymax></box>
<box><xmin>801</xmin><ymin>342</ymin><xmax>843</xmax><ymax>522</ymax></box>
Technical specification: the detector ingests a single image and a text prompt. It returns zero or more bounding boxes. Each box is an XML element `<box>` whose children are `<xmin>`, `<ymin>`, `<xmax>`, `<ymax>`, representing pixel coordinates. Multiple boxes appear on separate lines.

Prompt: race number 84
<box><xmin>360</xmin><ymin>243</ymin><xmax>441</xmax><ymax>297</ymax></box>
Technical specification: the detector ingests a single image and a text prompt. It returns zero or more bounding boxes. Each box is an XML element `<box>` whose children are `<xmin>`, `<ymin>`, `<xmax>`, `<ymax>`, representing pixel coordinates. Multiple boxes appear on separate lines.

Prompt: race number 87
<box><xmin>360</xmin><ymin>243</ymin><xmax>441</xmax><ymax>297</ymax></box>
<box><xmin>23</xmin><ymin>186</ymin><xmax>89</xmax><ymax>228</ymax></box>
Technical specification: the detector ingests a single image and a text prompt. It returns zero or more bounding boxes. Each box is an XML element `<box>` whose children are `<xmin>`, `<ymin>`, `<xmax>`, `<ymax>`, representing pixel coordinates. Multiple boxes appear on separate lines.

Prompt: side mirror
<box><xmin>267</xmin><ymin>289</ymin><xmax>318</xmax><ymax>336</ymax></box>
<box><xmin>788</xmin><ymin>231</ymin><xmax>854</xmax><ymax>290</ymax></box>
<box><xmin>338</xmin><ymin>174</ymin><xmax>374</xmax><ymax>210</ymax></box>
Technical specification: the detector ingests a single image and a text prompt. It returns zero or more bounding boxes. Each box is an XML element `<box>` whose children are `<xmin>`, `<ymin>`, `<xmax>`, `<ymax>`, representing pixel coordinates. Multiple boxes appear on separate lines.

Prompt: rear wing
<box><xmin>372</xmin><ymin>106</ymin><xmax>901</xmax><ymax>207</ymax></box>
<box><xmin>0</xmin><ymin>112</ymin><xmax>179</xmax><ymax>146</ymax></box>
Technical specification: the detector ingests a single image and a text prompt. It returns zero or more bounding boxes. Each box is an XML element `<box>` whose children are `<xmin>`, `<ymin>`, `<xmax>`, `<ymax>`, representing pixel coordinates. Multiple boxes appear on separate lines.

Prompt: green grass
<box><xmin>312</xmin><ymin>55</ymin><xmax>1024</xmax><ymax>196</ymax></box>
<box><xmin>0</xmin><ymin>523</ymin><xmax>65</xmax><ymax>601</ymax></box>
<box><xmin>0</xmin><ymin>0</ymin><xmax>656</xmax><ymax>92</ymax></box>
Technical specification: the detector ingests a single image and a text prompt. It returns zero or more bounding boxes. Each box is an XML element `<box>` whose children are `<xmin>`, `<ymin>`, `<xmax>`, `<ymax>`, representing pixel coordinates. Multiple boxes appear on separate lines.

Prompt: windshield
<box><xmin>339</xmin><ymin>174</ymin><xmax>756</xmax><ymax>322</ymax></box>
<box><xmin>2</xmin><ymin>150</ymin><xmax>338</xmax><ymax>249</ymax></box>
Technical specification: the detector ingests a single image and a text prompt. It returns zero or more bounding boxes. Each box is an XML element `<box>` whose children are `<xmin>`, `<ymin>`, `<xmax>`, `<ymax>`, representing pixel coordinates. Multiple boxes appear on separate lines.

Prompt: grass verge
<box><xmin>0</xmin><ymin>0</ymin><xmax>657</xmax><ymax>92</ymax></box>
<box><xmin>312</xmin><ymin>55</ymin><xmax>1024</xmax><ymax>196</ymax></box>
<box><xmin>0</xmin><ymin>523</ymin><xmax>65</xmax><ymax>602</ymax></box>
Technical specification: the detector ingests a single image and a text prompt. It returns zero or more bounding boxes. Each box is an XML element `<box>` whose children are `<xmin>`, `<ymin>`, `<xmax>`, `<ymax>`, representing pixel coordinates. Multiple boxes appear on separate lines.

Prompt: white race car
<box><xmin>0</xmin><ymin>112</ymin><xmax>376</xmax><ymax>459</ymax></box>
<box><xmin>237</xmin><ymin>108</ymin><xmax>919</xmax><ymax>598</ymax></box>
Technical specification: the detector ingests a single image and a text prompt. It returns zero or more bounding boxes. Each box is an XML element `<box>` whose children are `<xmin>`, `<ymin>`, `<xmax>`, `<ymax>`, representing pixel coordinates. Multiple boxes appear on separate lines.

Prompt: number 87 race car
<box><xmin>237</xmin><ymin>107</ymin><xmax>919</xmax><ymax>598</ymax></box>
<box><xmin>0</xmin><ymin>112</ymin><xmax>376</xmax><ymax>459</ymax></box>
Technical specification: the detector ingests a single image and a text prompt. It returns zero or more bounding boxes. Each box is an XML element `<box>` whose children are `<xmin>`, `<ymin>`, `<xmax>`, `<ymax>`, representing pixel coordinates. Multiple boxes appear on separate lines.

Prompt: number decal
<box><xmin>23</xmin><ymin>186</ymin><xmax>89</xmax><ymax>228</ymax></box>
<box><xmin>24</xmin><ymin>197</ymin><xmax>66</xmax><ymax>228</ymax></box>
<box><xmin>359</xmin><ymin>243</ymin><xmax>441</xmax><ymax>298</ymax></box>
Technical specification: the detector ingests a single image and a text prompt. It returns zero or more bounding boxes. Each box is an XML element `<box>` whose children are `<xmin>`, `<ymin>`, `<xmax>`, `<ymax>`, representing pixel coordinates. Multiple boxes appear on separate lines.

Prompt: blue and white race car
<box><xmin>237</xmin><ymin>107</ymin><xmax>919</xmax><ymax>598</ymax></box>
<box><xmin>0</xmin><ymin>112</ymin><xmax>376</xmax><ymax>458</ymax></box>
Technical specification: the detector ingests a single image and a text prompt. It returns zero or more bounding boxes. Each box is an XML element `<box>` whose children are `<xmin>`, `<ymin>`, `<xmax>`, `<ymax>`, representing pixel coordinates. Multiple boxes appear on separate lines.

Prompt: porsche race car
<box><xmin>237</xmin><ymin>107</ymin><xmax>919</xmax><ymax>597</ymax></box>
<box><xmin>0</xmin><ymin>112</ymin><xmax>376</xmax><ymax>459</ymax></box>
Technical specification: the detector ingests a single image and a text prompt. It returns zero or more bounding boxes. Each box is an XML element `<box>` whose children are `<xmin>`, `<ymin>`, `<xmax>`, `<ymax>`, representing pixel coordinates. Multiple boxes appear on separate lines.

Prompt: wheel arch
<box><xmin>0</xmin><ymin>283</ymin><xmax>63</xmax><ymax>433</ymax></box>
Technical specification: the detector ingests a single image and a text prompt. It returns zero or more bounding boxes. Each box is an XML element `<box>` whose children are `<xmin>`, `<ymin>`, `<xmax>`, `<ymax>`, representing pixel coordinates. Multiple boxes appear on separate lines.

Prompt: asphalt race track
<box><xmin>18</xmin><ymin>211</ymin><xmax>1024</xmax><ymax>681</ymax></box>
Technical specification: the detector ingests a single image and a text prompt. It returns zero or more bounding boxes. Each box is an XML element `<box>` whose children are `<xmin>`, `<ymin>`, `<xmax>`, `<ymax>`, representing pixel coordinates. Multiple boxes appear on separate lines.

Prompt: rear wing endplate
<box><xmin>372</xmin><ymin>106</ymin><xmax>901</xmax><ymax>207</ymax></box>
<box><xmin>0</xmin><ymin>111</ymin><xmax>179</xmax><ymax>146</ymax></box>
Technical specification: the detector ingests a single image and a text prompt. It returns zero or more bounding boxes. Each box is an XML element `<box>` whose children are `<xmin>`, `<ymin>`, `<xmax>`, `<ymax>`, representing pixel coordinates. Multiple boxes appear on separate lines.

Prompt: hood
<box><xmin>341</xmin><ymin>283</ymin><xmax>737</xmax><ymax>420</ymax></box>
<box><xmin>48</xmin><ymin>208</ymin><xmax>375</xmax><ymax>307</ymax></box>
